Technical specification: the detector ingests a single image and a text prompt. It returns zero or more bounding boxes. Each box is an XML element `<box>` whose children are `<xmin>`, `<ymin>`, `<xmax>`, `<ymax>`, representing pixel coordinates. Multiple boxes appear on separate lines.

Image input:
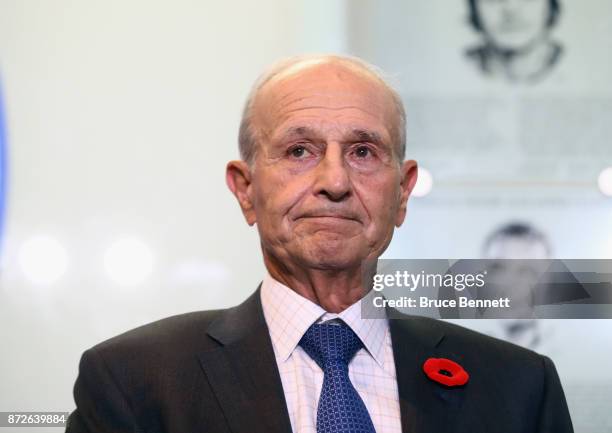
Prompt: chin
<box><xmin>307</xmin><ymin>257</ymin><xmax>361</xmax><ymax>271</ymax></box>
<box><xmin>300</xmin><ymin>241</ymin><xmax>367</xmax><ymax>270</ymax></box>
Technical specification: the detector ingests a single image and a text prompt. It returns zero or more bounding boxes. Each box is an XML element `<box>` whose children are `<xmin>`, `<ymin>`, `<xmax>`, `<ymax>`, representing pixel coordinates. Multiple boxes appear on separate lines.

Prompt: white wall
<box><xmin>0</xmin><ymin>0</ymin><xmax>347</xmax><ymax>422</ymax></box>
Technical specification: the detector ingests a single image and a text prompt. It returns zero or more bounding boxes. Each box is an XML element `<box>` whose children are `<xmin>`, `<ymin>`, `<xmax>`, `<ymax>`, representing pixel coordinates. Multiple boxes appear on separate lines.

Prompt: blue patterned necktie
<box><xmin>299</xmin><ymin>322</ymin><xmax>376</xmax><ymax>433</ymax></box>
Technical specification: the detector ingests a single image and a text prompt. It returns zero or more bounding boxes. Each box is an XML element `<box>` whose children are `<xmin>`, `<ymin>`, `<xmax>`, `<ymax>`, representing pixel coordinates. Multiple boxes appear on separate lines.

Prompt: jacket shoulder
<box><xmin>397</xmin><ymin>314</ymin><xmax>544</xmax><ymax>361</ymax></box>
<box><xmin>90</xmin><ymin>309</ymin><xmax>226</xmax><ymax>362</ymax></box>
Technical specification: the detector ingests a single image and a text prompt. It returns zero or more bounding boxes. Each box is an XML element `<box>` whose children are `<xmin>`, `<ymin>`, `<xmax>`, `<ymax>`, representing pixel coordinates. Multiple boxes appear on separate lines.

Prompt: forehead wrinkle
<box><xmin>274</xmin><ymin>95</ymin><xmax>388</xmax><ymax>118</ymax></box>
<box><xmin>273</xmin><ymin>108</ymin><xmax>393</xmax><ymax>145</ymax></box>
<box><xmin>271</xmin><ymin>97</ymin><xmax>390</xmax><ymax>132</ymax></box>
<box><xmin>280</xmin><ymin>104</ymin><xmax>386</xmax><ymax>119</ymax></box>
<box><xmin>265</xmin><ymin>72</ymin><xmax>392</xmax><ymax>117</ymax></box>
<box><xmin>274</xmin><ymin>85</ymin><xmax>387</xmax><ymax>105</ymax></box>
<box><xmin>272</xmin><ymin>121</ymin><xmax>391</xmax><ymax>146</ymax></box>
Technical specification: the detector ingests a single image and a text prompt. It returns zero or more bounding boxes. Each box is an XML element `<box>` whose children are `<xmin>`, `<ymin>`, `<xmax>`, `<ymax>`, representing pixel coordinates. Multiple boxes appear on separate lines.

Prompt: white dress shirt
<box><xmin>260</xmin><ymin>273</ymin><xmax>402</xmax><ymax>433</ymax></box>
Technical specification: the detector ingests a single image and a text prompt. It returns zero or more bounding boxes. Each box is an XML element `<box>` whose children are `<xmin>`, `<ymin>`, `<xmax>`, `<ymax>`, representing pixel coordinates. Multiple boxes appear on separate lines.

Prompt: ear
<box><xmin>226</xmin><ymin>160</ymin><xmax>257</xmax><ymax>226</ymax></box>
<box><xmin>395</xmin><ymin>159</ymin><xmax>418</xmax><ymax>227</ymax></box>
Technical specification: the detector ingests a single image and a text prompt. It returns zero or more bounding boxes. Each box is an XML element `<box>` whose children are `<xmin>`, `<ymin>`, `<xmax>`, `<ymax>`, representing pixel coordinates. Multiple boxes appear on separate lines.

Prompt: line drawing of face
<box><xmin>228</xmin><ymin>62</ymin><xmax>417</xmax><ymax>273</ymax></box>
<box><xmin>482</xmin><ymin>223</ymin><xmax>551</xmax><ymax>318</ymax></box>
<box><xmin>476</xmin><ymin>0</ymin><xmax>551</xmax><ymax>52</ymax></box>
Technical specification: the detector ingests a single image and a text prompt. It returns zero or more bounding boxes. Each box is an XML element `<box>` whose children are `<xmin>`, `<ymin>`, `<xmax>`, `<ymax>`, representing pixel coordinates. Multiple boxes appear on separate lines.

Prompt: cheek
<box><xmin>253</xmin><ymin>172</ymin><xmax>310</xmax><ymax>220</ymax></box>
<box><xmin>357</xmin><ymin>174</ymin><xmax>401</xmax><ymax>227</ymax></box>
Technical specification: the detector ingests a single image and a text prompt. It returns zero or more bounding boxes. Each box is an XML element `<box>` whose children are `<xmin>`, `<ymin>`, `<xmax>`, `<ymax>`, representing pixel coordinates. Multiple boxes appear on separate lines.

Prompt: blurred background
<box><xmin>0</xmin><ymin>0</ymin><xmax>610</xmax><ymax>431</ymax></box>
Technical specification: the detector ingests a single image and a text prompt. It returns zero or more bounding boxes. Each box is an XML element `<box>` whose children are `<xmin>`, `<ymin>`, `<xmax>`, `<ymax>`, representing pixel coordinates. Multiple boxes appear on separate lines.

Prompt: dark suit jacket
<box><xmin>66</xmin><ymin>289</ymin><xmax>573</xmax><ymax>433</ymax></box>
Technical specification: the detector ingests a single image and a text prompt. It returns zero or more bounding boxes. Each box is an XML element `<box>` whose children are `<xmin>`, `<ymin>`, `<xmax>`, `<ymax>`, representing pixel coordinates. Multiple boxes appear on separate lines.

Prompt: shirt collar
<box><xmin>260</xmin><ymin>273</ymin><xmax>388</xmax><ymax>367</ymax></box>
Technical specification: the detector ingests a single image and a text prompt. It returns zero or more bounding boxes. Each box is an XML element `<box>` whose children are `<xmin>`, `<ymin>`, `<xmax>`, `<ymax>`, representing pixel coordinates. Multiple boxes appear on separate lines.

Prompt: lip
<box><xmin>295</xmin><ymin>214</ymin><xmax>360</xmax><ymax>222</ymax></box>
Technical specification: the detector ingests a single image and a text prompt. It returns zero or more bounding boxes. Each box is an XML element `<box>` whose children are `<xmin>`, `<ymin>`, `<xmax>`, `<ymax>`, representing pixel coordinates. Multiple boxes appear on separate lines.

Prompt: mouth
<box><xmin>296</xmin><ymin>214</ymin><xmax>360</xmax><ymax>223</ymax></box>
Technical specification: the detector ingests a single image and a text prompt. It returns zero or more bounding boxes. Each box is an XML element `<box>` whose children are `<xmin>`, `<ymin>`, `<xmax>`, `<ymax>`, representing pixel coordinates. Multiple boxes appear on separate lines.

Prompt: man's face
<box><xmin>476</xmin><ymin>0</ymin><xmax>551</xmax><ymax>52</ymax></box>
<box><xmin>234</xmin><ymin>63</ymin><xmax>416</xmax><ymax>272</ymax></box>
<box><xmin>484</xmin><ymin>236</ymin><xmax>550</xmax><ymax>309</ymax></box>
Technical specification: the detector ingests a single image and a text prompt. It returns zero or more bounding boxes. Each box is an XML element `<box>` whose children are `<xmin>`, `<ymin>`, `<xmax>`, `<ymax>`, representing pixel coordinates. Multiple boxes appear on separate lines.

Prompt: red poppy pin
<box><xmin>423</xmin><ymin>357</ymin><xmax>469</xmax><ymax>387</ymax></box>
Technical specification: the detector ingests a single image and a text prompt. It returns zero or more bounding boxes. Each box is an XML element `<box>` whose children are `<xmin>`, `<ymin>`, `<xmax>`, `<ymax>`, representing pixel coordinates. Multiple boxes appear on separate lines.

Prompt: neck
<box><xmin>264</xmin><ymin>254</ymin><xmax>377</xmax><ymax>313</ymax></box>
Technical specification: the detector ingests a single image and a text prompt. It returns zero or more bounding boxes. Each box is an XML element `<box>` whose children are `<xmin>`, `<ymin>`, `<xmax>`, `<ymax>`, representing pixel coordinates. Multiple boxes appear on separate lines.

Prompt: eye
<box><xmin>289</xmin><ymin>145</ymin><xmax>311</xmax><ymax>159</ymax></box>
<box><xmin>354</xmin><ymin>145</ymin><xmax>372</xmax><ymax>158</ymax></box>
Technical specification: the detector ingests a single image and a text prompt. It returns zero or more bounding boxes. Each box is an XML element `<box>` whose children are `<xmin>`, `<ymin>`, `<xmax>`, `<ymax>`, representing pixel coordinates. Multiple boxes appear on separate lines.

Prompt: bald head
<box><xmin>238</xmin><ymin>55</ymin><xmax>406</xmax><ymax>164</ymax></box>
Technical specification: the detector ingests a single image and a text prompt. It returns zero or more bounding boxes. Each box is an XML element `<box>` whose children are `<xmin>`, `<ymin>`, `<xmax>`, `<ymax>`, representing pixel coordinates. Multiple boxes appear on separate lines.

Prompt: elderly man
<box><xmin>66</xmin><ymin>55</ymin><xmax>573</xmax><ymax>433</ymax></box>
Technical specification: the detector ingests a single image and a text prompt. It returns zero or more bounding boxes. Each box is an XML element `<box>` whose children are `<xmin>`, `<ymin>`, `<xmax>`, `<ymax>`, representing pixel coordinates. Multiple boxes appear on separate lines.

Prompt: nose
<box><xmin>313</xmin><ymin>144</ymin><xmax>351</xmax><ymax>202</ymax></box>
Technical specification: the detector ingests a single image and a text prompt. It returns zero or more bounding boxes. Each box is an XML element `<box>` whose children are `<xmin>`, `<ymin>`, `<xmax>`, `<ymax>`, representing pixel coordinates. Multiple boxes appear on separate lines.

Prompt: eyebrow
<box><xmin>348</xmin><ymin>129</ymin><xmax>384</xmax><ymax>146</ymax></box>
<box><xmin>278</xmin><ymin>126</ymin><xmax>316</xmax><ymax>141</ymax></box>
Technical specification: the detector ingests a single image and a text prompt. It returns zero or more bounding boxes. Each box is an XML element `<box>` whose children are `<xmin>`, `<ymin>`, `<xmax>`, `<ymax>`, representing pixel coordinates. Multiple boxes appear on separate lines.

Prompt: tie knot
<box><xmin>299</xmin><ymin>322</ymin><xmax>363</xmax><ymax>369</ymax></box>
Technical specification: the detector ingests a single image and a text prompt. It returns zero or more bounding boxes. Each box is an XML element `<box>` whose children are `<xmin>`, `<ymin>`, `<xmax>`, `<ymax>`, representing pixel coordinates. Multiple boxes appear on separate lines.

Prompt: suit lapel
<box><xmin>390</xmin><ymin>315</ymin><xmax>469</xmax><ymax>433</ymax></box>
<box><xmin>198</xmin><ymin>289</ymin><xmax>292</xmax><ymax>433</ymax></box>
<box><xmin>197</xmin><ymin>292</ymin><xmax>470</xmax><ymax>433</ymax></box>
